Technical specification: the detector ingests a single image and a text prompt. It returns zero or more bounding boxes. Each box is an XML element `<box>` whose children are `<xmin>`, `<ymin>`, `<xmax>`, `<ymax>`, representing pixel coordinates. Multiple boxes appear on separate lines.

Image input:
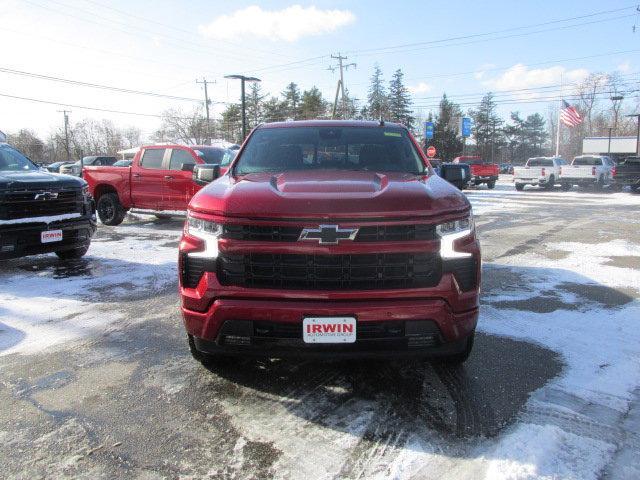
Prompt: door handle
<box><xmin>133</xmin><ymin>173</ymin><xmax>141</xmax><ymax>178</ymax></box>
<box><xmin>164</xmin><ymin>175</ymin><xmax>174</xmax><ymax>180</ymax></box>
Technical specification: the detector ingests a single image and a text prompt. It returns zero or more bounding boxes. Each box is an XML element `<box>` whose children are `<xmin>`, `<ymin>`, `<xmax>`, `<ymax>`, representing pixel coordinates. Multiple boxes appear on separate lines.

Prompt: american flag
<box><xmin>560</xmin><ymin>100</ymin><xmax>582</xmax><ymax>127</ymax></box>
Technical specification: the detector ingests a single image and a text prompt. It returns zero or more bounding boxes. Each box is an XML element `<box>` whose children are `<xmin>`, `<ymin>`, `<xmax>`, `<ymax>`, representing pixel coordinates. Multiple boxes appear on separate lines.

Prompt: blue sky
<box><xmin>0</xmin><ymin>0</ymin><xmax>637</xmax><ymax>137</ymax></box>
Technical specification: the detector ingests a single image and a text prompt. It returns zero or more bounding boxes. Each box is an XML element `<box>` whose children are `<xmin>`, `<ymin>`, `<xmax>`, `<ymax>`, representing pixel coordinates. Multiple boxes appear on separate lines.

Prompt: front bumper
<box><xmin>0</xmin><ymin>215</ymin><xmax>97</xmax><ymax>260</ymax></box>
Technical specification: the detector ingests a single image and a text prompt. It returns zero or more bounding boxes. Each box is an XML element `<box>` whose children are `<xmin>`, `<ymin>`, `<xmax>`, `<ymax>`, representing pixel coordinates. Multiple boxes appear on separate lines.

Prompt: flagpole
<box><xmin>555</xmin><ymin>74</ymin><xmax>563</xmax><ymax>157</ymax></box>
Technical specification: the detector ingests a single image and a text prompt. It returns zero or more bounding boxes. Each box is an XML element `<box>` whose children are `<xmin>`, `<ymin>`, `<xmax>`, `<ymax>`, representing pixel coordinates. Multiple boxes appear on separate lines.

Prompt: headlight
<box><xmin>185</xmin><ymin>214</ymin><xmax>222</xmax><ymax>257</ymax></box>
<box><xmin>436</xmin><ymin>214</ymin><xmax>474</xmax><ymax>259</ymax></box>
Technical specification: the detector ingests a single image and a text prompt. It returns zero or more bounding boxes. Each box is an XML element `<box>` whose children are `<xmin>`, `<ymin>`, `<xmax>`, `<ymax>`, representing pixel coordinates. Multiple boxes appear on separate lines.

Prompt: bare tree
<box><xmin>576</xmin><ymin>73</ymin><xmax>608</xmax><ymax>136</ymax></box>
<box><xmin>153</xmin><ymin>108</ymin><xmax>207</xmax><ymax>144</ymax></box>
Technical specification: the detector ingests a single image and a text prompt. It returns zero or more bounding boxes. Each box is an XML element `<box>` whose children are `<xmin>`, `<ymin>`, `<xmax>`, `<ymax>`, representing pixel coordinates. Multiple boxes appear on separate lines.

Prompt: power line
<box><xmin>0</xmin><ymin>67</ymin><xmax>209</xmax><ymax>102</ymax></box>
<box><xmin>79</xmin><ymin>0</ymin><xmax>295</xmax><ymax>60</ymax></box>
<box><xmin>0</xmin><ymin>92</ymin><xmax>195</xmax><ymax>119</ymax></box>
<box><xmin>23</xmin><ymin>0</ymin><xmax>288</xmax><ymax>66</ymax></box>
<box><xmin>346</xmin><ymin>5</ymin><xmax>638</xmax><ymax>56</ymax></box>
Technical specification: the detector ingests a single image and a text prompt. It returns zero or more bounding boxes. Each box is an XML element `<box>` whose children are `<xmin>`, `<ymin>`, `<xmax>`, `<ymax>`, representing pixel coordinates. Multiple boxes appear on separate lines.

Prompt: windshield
<box><xmin>527</xmin><ymin>158</ymin><xmax>553</xmax><ymax>167</ymax></box>
<box><xmin>0</xmin><ymin>144</ymin><xmax>38</xmax><ymax>172</ymax></box>
<box><xmin>194</xmin><ymin>147</ymin><xmax>236</xmax><ymax>166</ymax></box>
<box><xmin>234</xmin><ymin>126</ymin><xmax>425</xmax><ymax>175</ymax></box>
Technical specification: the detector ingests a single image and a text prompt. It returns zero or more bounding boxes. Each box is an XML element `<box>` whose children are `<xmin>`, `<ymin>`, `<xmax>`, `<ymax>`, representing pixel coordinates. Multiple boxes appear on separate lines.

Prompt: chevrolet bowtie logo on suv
<box><xmin>299</xmin><ymin>225</ymin><xmax>359</xmax><ymax>244</ymax></box>
<box><xmin>34</xmin><ymin>192</ymin><xmax>59</xmax><ymax>200</ymax></box>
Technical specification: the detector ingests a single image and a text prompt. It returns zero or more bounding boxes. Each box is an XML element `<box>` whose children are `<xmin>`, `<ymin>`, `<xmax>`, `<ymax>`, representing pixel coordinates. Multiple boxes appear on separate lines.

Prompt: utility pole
<box><xmin>57</xmin><ymin>110</ymin><xmax>71</xmax><ymax>161</ymax></box>
<box><xmin>328</xmin><ymin>53</ymin><xmax>356</xmax><ymax>119</ymax></box>
<box><xmin>196</xmin><ymin>78</ymin><xmax>215</xmax><ymax>145</ymax></box>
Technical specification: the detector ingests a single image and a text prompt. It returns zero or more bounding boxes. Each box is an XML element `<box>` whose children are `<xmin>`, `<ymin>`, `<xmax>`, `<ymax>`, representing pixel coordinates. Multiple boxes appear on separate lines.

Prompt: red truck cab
<box><xmin>84</xmin><ymin>145</ymin><xmax>235</xmax><ymax>225</ymax></box>
<box><xmin>453</xmin><ymin>156</ymin><xmax>499</xmax><ymax>189</ymax></box>
<box><xmin>179</xmin><ymin>121</ymin><xmax>481</xmax><ymax>365</ymax></box>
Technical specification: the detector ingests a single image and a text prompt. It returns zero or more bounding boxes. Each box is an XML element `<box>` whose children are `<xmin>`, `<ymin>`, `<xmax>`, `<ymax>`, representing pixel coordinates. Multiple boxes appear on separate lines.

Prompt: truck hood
<box><xmin>190</xmin><ymin>170</ymin><xmax>470</xmax><ymax>220</ymax></box>
<box><xmin>0</xmin><ymin>170</ymin><xmax>85</xmax><ymax>192</ymax></box>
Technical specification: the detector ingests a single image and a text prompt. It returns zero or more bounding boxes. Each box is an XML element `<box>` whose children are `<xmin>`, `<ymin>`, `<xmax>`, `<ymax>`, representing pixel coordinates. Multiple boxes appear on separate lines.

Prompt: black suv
<box><xmin>0</xmin><ymin>142</ymin><xmax>97</xmax><ymax>260</ymax></box>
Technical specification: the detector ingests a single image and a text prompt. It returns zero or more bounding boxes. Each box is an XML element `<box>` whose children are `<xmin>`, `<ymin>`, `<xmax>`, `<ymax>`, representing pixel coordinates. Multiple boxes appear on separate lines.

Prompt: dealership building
<box><xmin>582</xmin><ymin>136</ymin><xmax>638</xmax><ymax>160</ymax></box>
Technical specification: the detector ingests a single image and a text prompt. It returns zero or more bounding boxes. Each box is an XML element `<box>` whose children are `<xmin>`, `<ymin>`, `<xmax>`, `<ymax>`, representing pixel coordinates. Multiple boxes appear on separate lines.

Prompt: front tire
<box><xmin>515</xmin><ymin>183</ymin><xmax>525</xmax><ymax>191</ymax></box>
<box><xmin>561</xmin><ymin>183</ymin><xmax>572</xmax><ymax>191</ymax></box>
<box><xmin>97</xmin><ymin>193</ymin><xmax>127</xmax><ymax>226</ymax></box>
<box><xmin>594</xmin><ymin>176</ymin><xmax>605</xmax><ymax>191</ymax></box>
<box><xmin>439</xmin><ymin>333</ymin><xmax>474</xmax><ymax>365</ymax></box>
<box><xmin>487</xmin><ymin>180</ymin><xmax>496</xmax><ymax>189</ymax></box>
<box><xmin>544</xmin><ymin>175</ymin><xmax>555</xmax><ymax>190</ymax></box>
<box><xmin>55</xmin><ymin>244</ymin><xmax>90</xmax><ymax>260</ymax></box>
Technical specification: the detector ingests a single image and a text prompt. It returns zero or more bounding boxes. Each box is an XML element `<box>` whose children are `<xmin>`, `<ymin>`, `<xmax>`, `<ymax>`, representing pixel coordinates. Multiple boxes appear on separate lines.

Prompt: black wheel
<box><xmin>487</xmin><ymin>180</ymin><xmax>496</xmax><ymax>189</ymax></box>
<box><xmin>561</xmin><ymin>183</ymin><xmax>572</xmax><ymax>191</ymax></box>
<box><xmin>55</xmin><ymin>244</ymin><xmax>90</xmax><ymax>260</ymax></box>
<box><xmin>97</xmin><ymin>193</ymin><xmax>127</xmax><ymax>226</ymax></box>
<box><xmin>515</xmin><ymin>183</ymin><xmax>525</xmax><ymax>191</ymax></box>
<box><xmin>544</xmin><ymin>175</ymin><xmax>554</xmax><ymax>190</ymax></box>
<box><xmin>439</xmin><ymin>333</ymin><xmax>474</xmax><ymax>365</ymax></box>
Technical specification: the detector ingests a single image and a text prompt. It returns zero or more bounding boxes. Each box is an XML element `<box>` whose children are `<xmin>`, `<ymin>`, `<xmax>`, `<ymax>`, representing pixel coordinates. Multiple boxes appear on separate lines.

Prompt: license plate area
<box><xmin>302</xmin><ymin>317</ymin><xmax>356</xmax><ymax>344</ymax></box>
<box><xmin>41</xmin><ymin>229</ymin><xmax>63</xmax><ymax>243</ymax></box>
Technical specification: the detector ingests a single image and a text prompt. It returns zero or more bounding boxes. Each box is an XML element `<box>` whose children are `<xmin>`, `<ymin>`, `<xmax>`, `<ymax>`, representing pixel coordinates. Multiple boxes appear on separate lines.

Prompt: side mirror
<box><xmin>181</xmin><ymin>163</ymin><xmax>195</xmax><ymax>172</ymax></box>
<box><xmin>193</xmin><ymin>164</ymin><xmax>221</xmax><ymax>184</ymax></box>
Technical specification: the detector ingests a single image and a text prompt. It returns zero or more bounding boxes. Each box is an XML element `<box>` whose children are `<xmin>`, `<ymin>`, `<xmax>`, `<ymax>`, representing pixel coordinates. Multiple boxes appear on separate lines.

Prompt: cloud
<box><xmin>617</xmin><ymin>61</ymin><xmax>631</xmax><ymax>73</ymax></box>
<box><xmin>408</xmin><ymin>82</ymin><xmax>432</xmax><ymax>94</ymax></box>
<box><xmin>474</xmin><ymin>63</ymin><xmax>496</xmax><ymax>80</ymax></box>
<box><xmin>482</xmin><ymin>64</ymin><xmax>590</xmax><ymax>100</ymax></box>
<box><xmin>198</xmin><ymin>5</ymin><xmax>356</xmax><ymax>42</ymax></box>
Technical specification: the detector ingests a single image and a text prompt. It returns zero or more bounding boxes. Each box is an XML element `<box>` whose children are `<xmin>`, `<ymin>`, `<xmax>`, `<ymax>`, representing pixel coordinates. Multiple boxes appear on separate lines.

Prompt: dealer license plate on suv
<box><xmin>41</xmin><ymin>230</ymin><xmax>63</xmax><ymax>243</ymax></box>
<box><xmin>302</xmin><ymin>317</ymin><xmax>356</xmax><ymax>344</ymax></box>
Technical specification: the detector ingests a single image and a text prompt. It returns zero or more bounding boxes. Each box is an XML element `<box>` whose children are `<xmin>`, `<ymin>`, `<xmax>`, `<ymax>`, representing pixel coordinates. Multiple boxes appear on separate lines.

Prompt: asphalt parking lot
<box><xmin>1</xmin><ymin>179</ymin><xmax>639</xmax><ymax>479</ymax></box>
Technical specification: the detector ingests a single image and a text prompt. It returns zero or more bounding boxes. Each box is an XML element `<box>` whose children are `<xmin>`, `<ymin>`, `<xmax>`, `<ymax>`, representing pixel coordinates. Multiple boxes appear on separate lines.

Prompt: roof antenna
<box><xmin>379</xmin><ymin>116</ymin><xmax>385</xmax><ymax>127</ymax></box>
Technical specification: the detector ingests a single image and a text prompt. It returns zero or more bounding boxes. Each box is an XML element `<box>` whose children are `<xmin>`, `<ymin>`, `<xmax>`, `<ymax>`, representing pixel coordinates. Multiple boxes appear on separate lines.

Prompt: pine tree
<box><xmin>246</xmin><ymin>83</ymin><xmax>267</xmax><ymax>129</ymax></box>
<box><xmin>470</xmin><ymin>93</ymin><xmax>504</xmax><ymax>161</ymax></box>
<box><xmin>220</xmin><ymin>104</ymin><xmax>242</xmax><ymax>144</ymax></box>
<box><xmin>365</xmin><ymin>64</ymin><xmax>388</xmax><ymax>119</ymax></box>
<box><xmin>281</xmin><ymin>82</ymin><xmax>302</xmax><ymax>119</ymax></box>
<box><xmin>262</xmin><ymin>97</ymin><xmax>287</xmax><ymax>123</ymax></box>
<box><xmin>300</xmin><ymin>87</ymin><xmax>327</xmax><ymax>119</ymax></box>
<box><xmin>387</xmin><ymin>69</ymin><xmax>414</xmax><ymax>130</ymax></box>
<box><xmin>430</xmin><ymin>94</ymin><xmax>463</xmax><ymax>161</ymax></box>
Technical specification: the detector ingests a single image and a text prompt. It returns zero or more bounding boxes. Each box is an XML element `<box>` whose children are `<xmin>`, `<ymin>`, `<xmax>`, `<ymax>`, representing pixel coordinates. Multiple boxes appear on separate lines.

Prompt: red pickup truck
<box><xmin>84</xmin><ymin>144</ymin><xmax>235</xmax><ymax>225</ymax></box>
<box><xmin>453</xmin><ymin>156</ymin><xmax>499</xmax><ymax>189</ymax></box>
<box><xmin>179</xmin><ymin>120</ymin><xmax>481</xmax><ymax>365</ymax></box>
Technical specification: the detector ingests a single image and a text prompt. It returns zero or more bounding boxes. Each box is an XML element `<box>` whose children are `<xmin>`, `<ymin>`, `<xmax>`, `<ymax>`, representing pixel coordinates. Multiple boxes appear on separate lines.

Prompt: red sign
<box><xmin>426</xmin><ymin>146</ymin><xmax>437</xmax><ymax>158</ymax></box>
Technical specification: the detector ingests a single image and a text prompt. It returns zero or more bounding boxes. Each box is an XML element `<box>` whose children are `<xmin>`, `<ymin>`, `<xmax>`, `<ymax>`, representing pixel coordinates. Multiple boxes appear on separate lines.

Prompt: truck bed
<box><xmin>83</xmin><ymin>165</ymin><xmax>132</xmax><ymax>205</ymax></box>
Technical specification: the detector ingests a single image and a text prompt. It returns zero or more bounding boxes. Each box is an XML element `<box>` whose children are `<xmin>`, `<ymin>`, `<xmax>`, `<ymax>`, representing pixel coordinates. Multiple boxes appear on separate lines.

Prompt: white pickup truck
<box><xmin>560</xmin><ymin>155</ymin><xmax>616</xmax><ymax>190</ymax></box>
<box><xmin>513</xmin><ymin>157</ymin><xmax>567</xmax><ymax>191</ymax></box>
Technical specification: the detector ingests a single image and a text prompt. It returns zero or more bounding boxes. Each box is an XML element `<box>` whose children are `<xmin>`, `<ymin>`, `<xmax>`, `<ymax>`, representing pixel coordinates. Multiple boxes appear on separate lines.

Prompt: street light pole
<box><xmin>607</xmin><ymin>127</ymin><xmax>613</xmax><ymax>155</ymax></box>
<box><xmin>225</xmin><ymin>75</ymin><xmax>261</xmax><ymax>141</ymax></box>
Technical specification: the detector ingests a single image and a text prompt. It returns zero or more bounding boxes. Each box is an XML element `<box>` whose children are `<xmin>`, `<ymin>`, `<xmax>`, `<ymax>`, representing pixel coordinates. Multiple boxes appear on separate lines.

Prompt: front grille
<box><xmin>221</xmin><ymin>224</ymin><xmax>437</xmax><ymax>242</ymax></box>
<box><xmin>1</xmin><ymin>189</ymin><xmax>82</xmax><ymax>220</ymax></box>
<box><xmin>443</xmin><ymin>257</ymin><xmax>478</xmax><ymax>291</ymax></box>
<box><xmin>218</xmin><ymin>252</ymin><xmax>442</xmax><ymax>290</ymax></box>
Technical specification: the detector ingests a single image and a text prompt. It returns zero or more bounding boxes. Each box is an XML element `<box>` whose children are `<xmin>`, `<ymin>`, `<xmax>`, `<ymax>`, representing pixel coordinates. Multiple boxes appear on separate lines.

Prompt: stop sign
<box><xmin>426</xmin><ymin>146</ymin><xmax>437</xmax><ymax>158</ymax></box>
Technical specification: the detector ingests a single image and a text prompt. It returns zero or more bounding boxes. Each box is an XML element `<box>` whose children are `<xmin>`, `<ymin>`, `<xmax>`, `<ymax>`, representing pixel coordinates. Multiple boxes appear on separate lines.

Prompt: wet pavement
<box><xmin>1</xmin><ymin>181</ymin><xmax>639</xmax><ymax>478</ymax></box>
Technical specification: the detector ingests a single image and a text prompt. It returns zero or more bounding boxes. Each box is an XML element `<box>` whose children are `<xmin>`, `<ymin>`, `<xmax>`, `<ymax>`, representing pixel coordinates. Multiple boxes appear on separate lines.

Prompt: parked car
<box><xmin>113</xmin><ymin>159</ymin><xmax>132</xmax><ymax>167</ymax></box>
<box><xmin>430</xmin><ymin>159</ymin><xmax>471</xmax><ymax>190</ymax></box>
<box><xmin>499</xmin><ymin>163</ymin><xmax>514</xmax><ymax>174</ymax></box>
<box><xmin>84</xmin><ymin>145</ymin><xmax>235</xmax><ymax>225</ymax></box>
<box><xmin>45</xmin><ymin>161</ymin><xmax>73</xmax><ymax>173</ymax></box>
<box><xmin>180</xmin><ymin>120</ymin><xmax>481</xmax><ymax>365</ymax></box>
<box><xmin>560</xmin><ymin>155</ymin><xmax>616</xmax><ymax>190</ymax></box>
<box><xmin>60</xmin><ymin>156</ymin><xmax>118</xmax><ymax>176</ymax></box>
<box><xmin>611</xmin><ymin>156</ymin><xmax>640</xmax><ymax>192</ymax></box>
<box><xmin>0</xmin><ymin>141</ymin><xmax>96</xmax><ymax>260</ymax></box>
<box><xmin>453</xmin><ymin>156</ymin><xmax>499</xmax><ymax>189</ymax></box>
<box><xmin>513</xmin><ymin>157</ymin><xmax>567</xmax><ymax>191</ymax></box>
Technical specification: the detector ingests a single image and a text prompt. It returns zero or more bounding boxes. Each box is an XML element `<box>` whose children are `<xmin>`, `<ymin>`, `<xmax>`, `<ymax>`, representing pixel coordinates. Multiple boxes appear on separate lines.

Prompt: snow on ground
<box><xmin>0</xmin><ymin>215</ymin><xmax>181</xmax><ymax>355</ymax></box>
